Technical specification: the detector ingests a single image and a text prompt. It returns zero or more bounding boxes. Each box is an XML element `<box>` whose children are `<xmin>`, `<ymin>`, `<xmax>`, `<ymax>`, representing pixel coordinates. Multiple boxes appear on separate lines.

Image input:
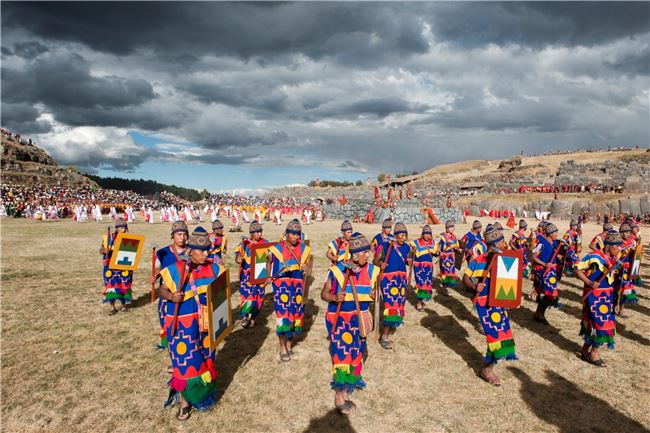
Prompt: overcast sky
<box><xmin>2</xmin><ymin>2</ymin><xmax>648</xmax><ymax>192</ymax></box>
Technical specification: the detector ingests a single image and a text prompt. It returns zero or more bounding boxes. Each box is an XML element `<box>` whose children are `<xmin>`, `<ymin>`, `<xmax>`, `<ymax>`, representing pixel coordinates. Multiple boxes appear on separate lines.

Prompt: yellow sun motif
<box><xmin>105</xmin><ymin>271</ymin><xmax>112</xmax><ymax>277</ymax></box>
<box><xmin>491</xmin><ymin>312</ymin><xmax>502</xmax><ymax>323</ymax></box>
<box><xmin>390</xmin><ymin>287</ymin><xmax>399</xmax><ymax>296</ymax></box>
<box><xmin>280</xmin><ymin>294</ymin><xmax>289</xmax><ymax>303</ymax></box>
<box><xmin>176</xmin><ymin>342</ymin><xmax>187</xmax><ymax>355</ymax></box>
<box><xmin>203</xmin><ymin>336</ymin><xmax>210</xmax><ymax>349</ymax></box>
<box><xmin>599</xmin><ymin>304</ymin><xmax>609</xmax><ymax>314</ymax></box>
<box><xmin>296</xmin><ymin>295</ymin><xmax>303</xmax><ymax>304</ymax></box>
<box><xmin>401</xmin><ymin>288</ymin><xmax>406</xmax><ymax>296</ymax></box>
<box><xmin>549</xmin><ymin>277</ymin><xmax>557</xmax><ymax>284</ymax></box>
<box><xmin>342</xmin><ymin>332</ymin><xmax>353</xmax><ymax>344</ymax></box>
<box><xmin>121</xmin><ymin>271</ymin><xmax>129</xmax><ymax>277</ymax></box>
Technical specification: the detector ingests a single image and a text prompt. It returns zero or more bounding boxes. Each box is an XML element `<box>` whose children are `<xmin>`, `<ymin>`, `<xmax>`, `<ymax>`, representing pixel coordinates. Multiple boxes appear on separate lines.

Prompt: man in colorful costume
<box><xmin>373</xmin><ymin>222</ymin><xmax>412</xmax><ymax>349</ymax></box>
<box><xmin>562</xmin><ymin>220</ymin><xmax>581</xmax><ymax>276</ymax></box>
<box><xmin>531</xmin><ymin>222</ymin><xmax>563</xmax><ymax>325</ymax></box>
<box><xmin>159</xmin><ymin>226</ymin><xmax>225</xmax><ymax>420</ymax></box>
<box><xmin>614</xmin><ymin>223</ymin><xmax>638</xmax><ymax>318</ymax></box>
<box><xmin>588</xmin><ymin>222</ymin><xmax>613</xmax><ymax>252</ymax></box>
<box><xmin>150</xmin><ymin>220</ymin><xmax>189</xmax><ymax>349</ymax></box>
<box><xmin>462</xmin><ymin>228</ymin><xmax>518</xmax><ymax>386</ymax></box>
<box><xmin>208</xmin><ymin>219</ymin><xmax>227</xmax><ymax>265</ymax></box>
<box><xmin>574</xmin><ymin>230</ymin><xmax>622</xmax><ymax>367</ymax></box>
<box><xmin>266</xmin><ymin>219</ymin><xmax>311</xmax><ymax>362</ymax></box>
<box><xmin>99</xmin><ymin>218</ymin><xmax>133</xmax><ymax>315</ymax></box>
<box><xmin>322</xmin><ymin>233</ymin><xmax>379</xmax><ymax>415</ymax></box>
<box><xmin>327</xmin><ymin>220</ymin><xmax>353</xmax><ymax>264</ymax></box>
<box><xmin>509</xmin><ymin>219</ymin><xmax>531</xmax><ymax>278</ymax></box>
<box><xmin>460</xmin><ymin>220</ymin><xmax>482</xmax><ymax>264</ymax></box>
<box><xmin>410</xmin><ymin>224</ymin><xmax>436</xmax><ymax>311</ymax></box>
<box><xmin>235</xmin><ymin>221</ymin><xmax>268</xmax><ymax>328</ymax></box>
<box><xmin>435</xmin><ymin>220</ymin><xmax>461</xmax><ymax>294</ymax></box>
<box><xmin>371</xmin><ymin>218</ymin><xmax>394</xmax><ymax>258</ymax></box>
<box><xmin>629</xmin><ymin>220</ymin><xmax>643</xmax><ymax>285</ymax></box>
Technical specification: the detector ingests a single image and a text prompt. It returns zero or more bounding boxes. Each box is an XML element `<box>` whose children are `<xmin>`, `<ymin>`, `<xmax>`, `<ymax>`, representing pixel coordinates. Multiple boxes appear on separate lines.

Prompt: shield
<box><xmin>207</xmin><ymin>269</ymin><xmax>233</xmax><ymax>350</ymax></box>
<box><xmin>108</xmin><ymin>233</ymin><xmax>145</xmax><ymax>271</ymax></box>
<box><xmin>555</xmin><ymin>244</ymin><xmax>567</xmax><ymax>282</ymax></box>
<box><xmin>488</xmin><ymin>249</ymin><xmax>524</xmax><ymax>309</ymax></box>
<box><xmin>454</xmin><ymin>250</ymin><xmax>464</xmax><ymax>270</ymax></box>
<box><xmin>630</xmin><ymin>243</ymin><xmax>643</xmax><ymax>280</ymax></box>
<box><xmin>249</xmin><ymin>241</ymin><xmax>278</xmax><ymax>285</ymax></box>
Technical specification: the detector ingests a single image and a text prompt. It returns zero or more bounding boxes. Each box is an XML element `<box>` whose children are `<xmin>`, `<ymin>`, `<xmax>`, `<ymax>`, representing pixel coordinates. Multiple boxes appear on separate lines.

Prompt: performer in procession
<box><xmin>266</xmin><ymin>219</ymin><xmax>311</xmax><ymax>362</ymax></box>
<box><xmin>614</xmin><ymin>223</ymin><xmax>638</xmax><ymax>318</ymax></box>
<box><xmin>574</xmin><ymin>230</ymin><xmax>623</xmax><ymax>367</ymax></box>
<box><xmin>322</xmin><ymin>233</ymin><xmax>379</xmax><ymax>415</ymax></box>
<box><xmin>460</xmin><ymin>220</ymin><xmax>483</xmax><ymax>264</ymax></box>
<box><xmin>410</xmin><ymin>224</ymin><xmax>436</xmax><ymax>311</ymax></box>
<box><xmin>509</xmin><ymin>219</ymin><xmax>531</xmax><ymax>278</ymax></box>
<box><xmin>235</xmin><ymin>221</ymin><xmax>268</xmax><ymax>328</ymax></box>
<box><xmin>326</xmin><ymin>220</ymin><xmax>353</xmax><ymax>264</ymax></box>
<box><xmin>158</xmin><ymin>227</ymin><xmax>225</xmax><ymax>420</ymax></box>
<box><xmin>150</xmin><ymin>220</ymin><xmax>189</xmax><ymax>349</ymax></box>
<box><xmin>435</xmin><ymin>220</ymin><xmax>462</xmax><ymax>295</ymax></box>
<box><xmin>462</xmin><ymin>229</ymin><xmax>518</xmax><ymax>386</ymax></box>
<box><xmin>371</xmin><ymin>218</ymin><xmax>394</xmax><ymax>257</ymax></box>
<box><xmin>373</xmin><ymin>222</ymin><xmax>412</xmax><ymax>350</ymax></box>
<box><xmin>588</xmin><ymin>222</ymin><xmax>613</xmax><ymax>252</ymax></box>
<box><xmin>208</xmin><ymin>219</ymin><xmax>227</xmax><ymax>265</ymax></box>
<box><xmin>99</xmin><ymin>218</ymin><xmax>133</xmax><ymax>315</ymax></box>
<box><xmin>628</xmin><ymin>220</ymin><xmax>643</xmax><ymax>285</ymax></box>
<box><xmin>562</xmin><ymin>220</ymin><xmax>582</xmax><ymax>276</ymax></box>
<box><xmin>531</xmin><ymin>222</ymin><xmax>563</xmax><ymax>325</ymax></box>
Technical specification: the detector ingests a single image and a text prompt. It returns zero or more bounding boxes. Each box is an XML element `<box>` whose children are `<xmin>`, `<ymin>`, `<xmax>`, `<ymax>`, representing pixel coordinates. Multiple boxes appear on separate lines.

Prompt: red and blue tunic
<box><xmin>208</xmin><ymin>234</ymin><xmax>227</xmax><ymax>265</ymax></box>
<box><xmin>101</xmin><ymin>232</ymin><xmax>133</xmax><ymax>305</ymax></box>
<box><xmin>464</xmin><ymin>253</ymin><xmax>517</xmax><ymax>364</ymax></box>
<box><xmin>235</xmin><ymin>238</ymin><xmax>268</xmax><ymax>319</ymax></box>
<box><xmin>155</xmin><ymin>245</ymin><xmax>186</xmax><ymax>348</ymax></box>
<box><xmin>576</xmin><ymin>251</ymin><xmax>616</xmax><ymax>348</ymax></box>
<box><xmin>269</xmin><ymin>240</ymin><xmax>311</xmax><ymax>337</ymax></box>
<box><xmin>371</xmin><ymin>233</ymin><xmax>393</xmax><ymax>258</ymax></box>
<box><xmin>325</xmin><ymin>262</ymin><xmax>379</xmax><ymax>392</ymax></box>
<box><xmin>590</xmin><ymin>232</ymin><xmax>607</xmax><ymax>252</ymax></box>
<box><xmin>563</xmin><ymin>229</ymin><xmax>581</xmax><ymax>268</ymax></box>
<box><xmin>328</xmin><ymin>237</ymin><xmax>350</xmax><ymax>264</ymax></box>
<box><xmin>510</xmin><ymin>229</ymin><xmax>530</xmax><ymax>275</ymax></box>
<box><xmin>461</xmin><ymin>231</ymin><xmax>482</xmax><ymax>262</ymax></box>
<box><xmin>161</xmin><ymin>261</ymin><xmax>224</xmax><ymax>410</ymax></box>
<box><xmin>615</xmin><ymin>237</ymin><xmax>638</xmax><ymax>305</ymax></box>
<box><xmin>437</xmin><ymin>232</ymin><xmax>459</xmax><ymax>287</ymax></box>
<box><xmin>532</xmin><ymin>236</ymin><xmax>561</xmax><ymax>307</ymax></box>
<box><xmin>378</xmin><ymin>242</ymin><xmax>410</xmax><ymax>327</ymax></box>
<box><xmin>410</xmin><ymin>238</ymin><xmax>435</xmax><ymax>300</ymax></box>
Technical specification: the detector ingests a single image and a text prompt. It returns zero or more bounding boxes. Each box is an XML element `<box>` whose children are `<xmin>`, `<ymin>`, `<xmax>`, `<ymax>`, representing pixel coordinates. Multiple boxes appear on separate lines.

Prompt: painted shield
<box><xmin>249</xmin><ymin>241</ymin><xmax>278</xmax><ymax>285</ymax></box>
<box><xmin>207</xmin><ymin>269</ymin><xmax>233</xmax><ymax>350</ymax></box>
<box><xmin>488</xmin><ymin>249</ymin><xmax>524</xmax><ymax>308</ymax></box>
<box><xmin>108</xmin><ymin>233</ymin><xmax>145</xmax><ymax>271</ymax></box>
<box><xmin>630</xmin><ymin>243</ymin><xmax>643</xmax><ymax>279</ymax></box>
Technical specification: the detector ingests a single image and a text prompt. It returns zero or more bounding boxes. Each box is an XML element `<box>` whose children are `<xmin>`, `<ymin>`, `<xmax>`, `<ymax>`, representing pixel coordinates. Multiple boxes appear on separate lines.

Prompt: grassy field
<box><xmin>1</xmin><ymin>217</ymin><xmax>649</xmax><ymax>433</ymax></box>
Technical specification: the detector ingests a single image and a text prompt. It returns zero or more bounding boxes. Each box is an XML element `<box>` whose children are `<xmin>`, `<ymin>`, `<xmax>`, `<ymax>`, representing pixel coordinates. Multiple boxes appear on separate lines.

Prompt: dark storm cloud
<box><xmin>12</xmin><ymin>41</ymin><xmax>48</xmax><ymax>59</ymax></box>
<box><xmin>0</xmin><ymin>102</ymin><xmax>52</xmax><ymax>133</ymax></box>
<box><xmin>311</xmin><ymin>98</ymin><xmax>429</xmax><ymax>119</ymax></box>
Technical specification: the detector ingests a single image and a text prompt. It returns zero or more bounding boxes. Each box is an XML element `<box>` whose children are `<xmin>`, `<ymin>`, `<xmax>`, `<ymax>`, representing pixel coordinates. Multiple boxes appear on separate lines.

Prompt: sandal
<box><xmin>176</xmin><ymin>405</ymin><xmax>192</xmax><ymax>421</ymax></box>
<box><xmin>345</xmin><ymin>400</ymin><xmax>357</xmax><ymax>410</ymax></box>
<box><xmin>108</xmin><ymin>309</ymin><xmax>118</xmax><ymax>316</ymax></box>
<box><xmin>335</xmin><ymin>401</ymin><xmax>354</xmax><ymax>415</ymax></box>
<box><xmin>280</xmin><ymin>352</ymin><xmax>291</xmax><ymax>362</ymax></box>
<box><xmin>379</xmin><ymin>339</ymin><xmax>394</xmax><ymax>350</ymax></box>
<box><xmin>287</xmin><ymin>350</ymin><xmax>295</xmax><ymax>356</ymax></box>
<box><xmin>480</xmin><ymin>369</ymin><xmax>502</xmax><ymax>387</ymax></box>
<box><xmin>241</xmin><ymin>317</ymin><xmax>251</xmax><ymax>328</ymax></box>
<box><xmin>439</xmin><ymin>287</ymin><xmax>450</xmax><ymax>296</ymax></box>
<box><xmin>415</xmin><ymin>303</ymin><xmax>424</xmax><ymax>312</ymax></box>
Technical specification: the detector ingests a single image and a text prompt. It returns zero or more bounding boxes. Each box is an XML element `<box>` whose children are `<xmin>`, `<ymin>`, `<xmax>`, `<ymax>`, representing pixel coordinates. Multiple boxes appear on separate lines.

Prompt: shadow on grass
<box><xmin>293</xmin><ymin>297</ymin><xmax>320</xmax><ymax>349</ymax></box>
<box><xmin>508</xmin><ymin>367</ymin><xmax>650</xmax><ymax>433</ymax></box>
<box><xmin>508</xmin><ymin>307</ymin><xmax>581</xmax><ymax>356</ymax></box>
<box><xmin>215</xmin><ymin>292</ymin><xmax>272</xmax><ymax>400</ymax></box>
<box><xmin>129</xmin><ymin>291</ymin><xmax>152</xmax><ymax>309</ymax></box>
<box><xmin>433</xmin><ymin>290</ymin><xmax>483</xmax><ymax>334</ymax></box>
<box><xmin>421</xmin><ymin>307</ymin><xmax>483</xmax><ymax>375</ymax></box>
<box><xmin>302</xmin><ymin>408</ymin><xmax>356</xmax><ymax>433</ymax></box>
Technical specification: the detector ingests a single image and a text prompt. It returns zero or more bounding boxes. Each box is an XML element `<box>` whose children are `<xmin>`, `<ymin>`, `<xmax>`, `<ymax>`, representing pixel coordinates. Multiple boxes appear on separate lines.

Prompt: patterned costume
<box><xmin>532</xmin><ymin>236</ymin><xmax>561</xmax><ymax>307</ymax></box>
<box><xmin>576</xmin><ymin>251</ymin><xmax>616</xmax><ymax>348</ymax></box>
<box><xmin>436</xmin><ymin>232</ymin><xmax>460</xmax><ymax>287</ymax></box>
<box><xmin>410</xmin><ymin>238</ymin><xmax>435</xmax><ymax>301</ymax></box>
<box><xmin>325</xmin><ymin>262</ymin><xmax>379</xmax><ymax>392</ymax></box>
<box><xmin>563</xmin><ymin>229</ymin><xmax>581</xmax><ymax>271</ymax></box>
<box><xmin>235</xmin><ymin>237</ymin><xmax>268</xmax><ymax>319</ymax></box>
<box><xmin>464</xmin><ymin>253</ymin><xmax>518</xmax><ymax>363</ymax></box>
<box><xmin>156</xmin><ymin>245</ymin><xmax>186</xmax><ymax>348</ymax></box>
<box><xmin>615</xmin><ymin>236</ymin><xmax>638</xmax><ymax>305</ymax></box>
<box><xmin>511</xmin><ymin>229</ymin><xmax>530</xmax><ymax>277</ymax></box>
<box><xmin>379</xmin><ymin>242</ymin><xmax>410</xmax><ymax>327</ymax></box>
<box><xmin>590</xmin><ymin>232</ymin><xmax>607</xmax><ymax>252</ymax></box>
<box><xmin>461</xmin><ymin>230</ymin><xmax>482</xmax><ymax>263</ymax></box>
<box><xmin>371</xmin><ymin>233</ymin><xmax>393</xmax><ymax>257</ymax></box>
<box><xmin>161</xmin><ymin>261</ymin><xmax>225</xmax><ymax>410</ymax></box>
<box><xmin>208</xmin><ymin>235</ymin><xmax>227</xmax><ymax>265</ymax></box>
<box><xmin>269</xmin><ymin>240</ymin><xmax>311</xmax><ymax>337</ymax></box>
<box><xmin>328</xmin><ymin>237</ymin><xmax>350</xmax><ymax>264</ymax></box>
<box><xmin>101</xmin><ymin>232</ymin><xmax>133</xmax><ymax>305</ymax></box>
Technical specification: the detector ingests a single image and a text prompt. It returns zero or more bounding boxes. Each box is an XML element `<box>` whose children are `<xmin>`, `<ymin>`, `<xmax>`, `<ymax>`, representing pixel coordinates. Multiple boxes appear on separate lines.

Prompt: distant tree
<box><xmin>377</xmin><ymin>173</ymin><xmax>387</xmax><ymax>182</ymax></box>
<box><xmin>355</xmin><ymin>180</ymin><xmax>363</xmax><ymax>186</ymax></box>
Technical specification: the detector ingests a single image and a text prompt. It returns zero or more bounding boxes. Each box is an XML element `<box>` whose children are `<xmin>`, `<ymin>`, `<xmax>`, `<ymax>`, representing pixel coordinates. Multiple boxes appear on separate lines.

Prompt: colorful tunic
<box><xmin>101</xmin><ymin>233</ymin><xmax>133</xmax><ymax>305</ymax></box>
<box><xmin>235</xmin><ymin>238</ymin><xmax>268</xmax><ymax>319</ymax></box>
<box><xmin>161</xmin><ymin>261</ymin><xmax>225</xmax><ymax>410</ymax></box>
<box><xmin>325</xmin><ymin>262</ymin><xmax>379</xmax><ymax>392</ymax></box>
<box><xmin>208</xmin><ymin>235</ymin><xmax>227</xmax><ymax>265</ymax></box>
<box><xmin>461</xmin><ymin>231</ymin><xmax>482</xmax><ymax>262</ymax></box>
<box><xmin>590</xmin><ymin>232</ymin><xmax>606</xmax><ymax>252</ymax></box>
<box><xmin>511</xmin><ymin>230</ymin><xmax>530</xmax><ymax>277</ymax></box>
<box><xmin>155</xmin><ymin>245</ymin><xmax>186</xmax><ymax>348</ymax></box>
<box><xmin>562</xmin><ymin>229</ymin><xmax>581</xmax><ymax>270</ymax></box>
<box><xmin>437</xmin><ymin>232</ymin><xmax>459</xmax><ymax>287</ymax></box>
<box><xmin>328</xmin><ymin>237</ymin><xmax>350</xmax><ymax>264</ymax></box>
<box><xmin>378</xmin><ymin>242</ymin><xmax>410</xmax><ymax>327</ymax></box>
<box><xmin>470</xmin><ymin>239</ymin><xmax>487</xmax><ymax>263</ymax></box>
<box><xmin>532</xmin><ymin>236</ymin><xmax>561</xmax><ymax>307</ymax></box>
<box><xmin>575</xmin><ymin>251</ymin><xmax>616</xmax><ymax>348</ymax></box>
<box><xmin>410</xmin><ymin>238</ymin><xmax>435</xmax><ymax>300</ymax></box>
<box><xmin>269</xmin><ymin>240</ymin><xmax>311</xmax><ymax>337</ymax></box>
<box><xmin>464</xmin><ymin>254</ymin><xmax>518</xmax><ymax>364</ymax></box>
<box><xmin>615</xmin><ymin>237</ymin><xmax>638</xmax><ymax>305</ymax></box>
<box><xmin>371</xmin><ymin>233</ymin><xmax>393</xmax><ymax>257</ymax></box>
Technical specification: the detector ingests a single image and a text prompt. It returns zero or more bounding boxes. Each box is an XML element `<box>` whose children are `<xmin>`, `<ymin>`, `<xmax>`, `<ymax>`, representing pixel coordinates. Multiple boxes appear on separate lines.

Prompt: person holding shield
<box><xmin>99</xmin><ymin>217</ymin><xmax>133</xmax><ymax>315</ymax></box>
<box><xmin>235</xmin><ymin>221</ymin><xmax>268</xmax><ymax>328</ymax></box>
<box><xmin>410</xmin><ymin>224</ymin><xmax>436</xmax><ymax>311</ymax></box>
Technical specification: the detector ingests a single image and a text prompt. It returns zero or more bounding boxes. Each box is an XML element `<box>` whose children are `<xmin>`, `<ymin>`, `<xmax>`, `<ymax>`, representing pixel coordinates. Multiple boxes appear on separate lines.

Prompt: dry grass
<box><xmin>1</xmin><ymin>218</ymin><xmax>649</xmax><ymax>433</ymax></box>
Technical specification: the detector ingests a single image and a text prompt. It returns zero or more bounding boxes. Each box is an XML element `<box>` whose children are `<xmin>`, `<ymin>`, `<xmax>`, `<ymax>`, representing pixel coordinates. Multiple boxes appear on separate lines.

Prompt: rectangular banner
<box><xmin>631</xmin><ymin>243</ymin><xmax>643</xmax><ymax>279</ymax></box>
<box><xmin>207</xmin><ymin>269</ymin><xmax>233</xmax><ymax>350</ymax></box>
<box><xmin>488</xmin><ymin>249</ymin><xmax>524</xmax><ymax>309</ymax></box>
<box><xmin>108</xmin><ymin>233</ymin><xmax>145</xmax><ymax>271</ymax></box>
<box><xmin>249</xmin><ymin>241</ymin><xmax>278</xmax><ymax>285</ymax></box>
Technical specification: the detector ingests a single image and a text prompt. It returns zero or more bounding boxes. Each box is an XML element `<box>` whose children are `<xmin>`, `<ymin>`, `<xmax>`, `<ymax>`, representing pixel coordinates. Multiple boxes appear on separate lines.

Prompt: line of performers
<box><xmin>99</xmin><ymin>215</ymin><xmax>642</xmax><ymax>419</ymax></box>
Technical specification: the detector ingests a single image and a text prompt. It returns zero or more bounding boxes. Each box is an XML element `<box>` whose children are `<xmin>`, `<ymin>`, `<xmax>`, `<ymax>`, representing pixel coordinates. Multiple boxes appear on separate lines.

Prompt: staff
<box><xmin>150</xmin><ymin>243</ymin><xmax>158</xmax><ymax>303</ymax></box>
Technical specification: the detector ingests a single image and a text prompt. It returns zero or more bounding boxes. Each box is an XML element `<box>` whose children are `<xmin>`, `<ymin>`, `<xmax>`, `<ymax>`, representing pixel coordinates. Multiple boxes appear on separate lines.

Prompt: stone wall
<box><xmin>324</xmin><ymin>202</ymin><xmax>462</xmax><ymax>224</ymax></box>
